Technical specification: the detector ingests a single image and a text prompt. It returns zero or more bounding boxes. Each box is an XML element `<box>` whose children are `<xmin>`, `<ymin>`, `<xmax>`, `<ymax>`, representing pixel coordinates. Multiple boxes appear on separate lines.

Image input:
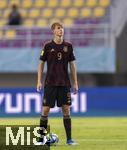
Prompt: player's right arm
<box><xmin>37</xmin><ymin>61</ymin><xmax>45</xmax><ymax>92</ymax></box>
<box><xmin>37</xmin><ymin>43</ymin><xmax>47</xmax><ymax>91</ymax></box>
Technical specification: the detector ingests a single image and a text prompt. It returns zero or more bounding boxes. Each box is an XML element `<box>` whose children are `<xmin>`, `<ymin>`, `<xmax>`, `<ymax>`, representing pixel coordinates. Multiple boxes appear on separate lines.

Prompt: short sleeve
<box><xmin>40</xmin><ymin>45</ymin><xmax>47</xmax><ymax>61</ymax></box>
<box><xmin>68</xmin><ymin>44</ymin><xmax>76</xmax><ymax>62</ymax></box>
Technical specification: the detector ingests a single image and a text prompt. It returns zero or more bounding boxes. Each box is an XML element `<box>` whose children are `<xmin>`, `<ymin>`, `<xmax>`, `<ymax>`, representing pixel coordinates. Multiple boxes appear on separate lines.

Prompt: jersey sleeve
<box><xmin>68</xmin><ymin>44</ymin><xmax>76</xmax><ymax>62</ymax></box>
<box><xmin>40</xmin><ymin>44</ymin><xmax>47</xmax><ymax>61</ymax></box>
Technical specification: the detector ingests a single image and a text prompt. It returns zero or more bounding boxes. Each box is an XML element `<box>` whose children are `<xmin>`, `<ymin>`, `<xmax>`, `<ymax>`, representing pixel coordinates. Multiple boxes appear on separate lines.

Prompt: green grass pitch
<box><xmin>0</xmin><ymin>117</ymin><xmax>127</xmax><ymax>150</ymax></box>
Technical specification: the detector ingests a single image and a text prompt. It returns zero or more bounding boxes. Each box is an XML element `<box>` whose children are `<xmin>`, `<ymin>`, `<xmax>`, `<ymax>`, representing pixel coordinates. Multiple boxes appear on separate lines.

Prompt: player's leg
<box><xmin>40</xmin><ymin>106</ymin><xmax>50</xmax><ymax>135</ymax></box>
<box><xmin>40</xmin><ymin>86</ymin><xmax>56</xmax><ymax>134</ymax></box>
<box><xmin>62</xmin><ymin>105</ymin><xmax>78</xmax><ymax>145</ymax></box>
<box><xmin>36</xmin><ymin>86</ymin><xmax>56</xmax><ymax>145</ymax></box>
<box><xmin>57</xmin><ymin>86</ymin><xmax>72</xmax><ymax>142</ymax></box>
<box><xmin>58</xmin><ymin>86</ymin><xmax>78</xmax><ymax>145</ymax></box>
<box><xmin>36</xmin><ymin>106</ymin><xmax>50</xmax><ymax>145</ymax></box>
<box><xmin>62</xmin><ymin>104</ymin><xmax>71</xmax><ymax>140</ymax></box>
<box><xmin>35</xmin><ymin>106</ymin><xmax>50</xmax><ymax>145</ymax></box>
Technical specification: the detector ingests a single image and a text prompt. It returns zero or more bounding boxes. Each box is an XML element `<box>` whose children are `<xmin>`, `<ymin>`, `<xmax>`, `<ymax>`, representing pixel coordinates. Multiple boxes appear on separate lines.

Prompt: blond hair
<box><xmin>51</xmin><ymin>22</ymin><xmax>63</xmax><ymax>30</ymax></box>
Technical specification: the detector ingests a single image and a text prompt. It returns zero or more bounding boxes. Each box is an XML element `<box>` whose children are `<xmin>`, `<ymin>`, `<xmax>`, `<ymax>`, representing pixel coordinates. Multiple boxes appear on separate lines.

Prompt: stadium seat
<box><xmin>68</xmin><ymin>8</ymin><xmax>78</xmax><ymax>18</ymax></box>
<box><xmin>0</xmin><ymin>0</ymin><xmax>7</xmax><ymax>9</ymax></box>
<box><xmin>73</xmin><ymin>0</ymin><xmax>84</xmax><ymax>7</ymax></box>
<box><xmin>23</xmin><ymin>19</ymin><xmax>34</xmax><ymax>27</ymax></box>
<box><xmin>9</xmin><ymin>0</ymin><xmax>20</xmax><ymax>6</ymax></box>
<box><xmin>3</xmin><ymin>9</ymin><xmax>10</xmax><ymax>18</ymax></box>
<box><xmin>0</xmin><ymin>19</ymin><xmax>6</xmax><ymax>27</ymax></box>
<box><xmin>48</xmin><ymin>0</ymin><xmax>58</xmax><ymax>8</ymax></box>
<box><xmin>99</xmin><ymin>0</ymin><xmax>110</xmax><ymax>7</ymax></box>
<box><xmin>86</xmin><ymin>0</ymin><xmax>97</xmax><ymax>7</ymax></box>
<box><xmin>42</xmin><ymin>8</ymin><xmax>53</xmax><ymax>18</ymax></box>
<box><xmin>22</xmin><ymin>0</ymin><xmax>33</xmax><ymax>9</ymax></box>
<box><xmin>63</xmin><ymin>18</ymin><xmax>73</xmax><ymax>27</ymax></box>
<box><xmin>55</xmin><ymin>8</ymin><xmax>66</xmax><ymax>18</ymax></box>
<box><xmin>36</xmin><ymin>19</ymin><xmax>48</xmax><ymax>27</ymax></box>
<box><xmin>60</xmin><ymin>0</ymin><xmax>71</xmax><ymax>8</ymax></box>
<box><xmin>5</xmin><ymin>30</ymin><xmax>16</xmax><ymax>39</ymax></box>
<box><xmin>29</xmin><ymin>9</ymin><xmax>40</xmax><ymax>19</ymax></box>
<box><xmin>93</xmin><ymin>7</ymin><xmax>105</xmax><ymax>17</ymax></box>
<box><xmin>80</xmin><ymin>8</ymin><xmax>92</xmax><ymax>18</ymax></box>
<box><xmin>34</xmin><ymin>0</ymin><xmax>46</xmax><ymax>8</ymax></box>
<box><xmin>20</xmin><ymin>9</ymin><xmax>28</xmax><ymax>18</ymax></box>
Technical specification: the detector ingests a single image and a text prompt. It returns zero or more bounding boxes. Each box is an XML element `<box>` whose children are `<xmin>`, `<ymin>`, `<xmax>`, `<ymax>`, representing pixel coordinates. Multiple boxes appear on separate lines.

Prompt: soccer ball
<box><xmin>46</xmin><ymin>133</ymin><xmax>59</xmax><ymax>146</ymax></box>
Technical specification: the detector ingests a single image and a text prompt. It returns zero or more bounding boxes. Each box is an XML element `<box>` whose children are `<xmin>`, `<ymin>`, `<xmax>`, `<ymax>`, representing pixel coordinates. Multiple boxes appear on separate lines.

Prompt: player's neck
<box><xmin>53</xmin><ymin>36</ymin><xmax>63</xmax><ymax>44</ymax></box>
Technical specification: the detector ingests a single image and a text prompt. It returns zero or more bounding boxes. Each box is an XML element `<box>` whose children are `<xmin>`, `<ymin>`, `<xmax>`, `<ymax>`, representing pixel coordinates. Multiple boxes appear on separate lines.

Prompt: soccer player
<box><xmin>36</xmin><ymin>22</ymin><xmax>78</xmax><ymax>145</ymax></box>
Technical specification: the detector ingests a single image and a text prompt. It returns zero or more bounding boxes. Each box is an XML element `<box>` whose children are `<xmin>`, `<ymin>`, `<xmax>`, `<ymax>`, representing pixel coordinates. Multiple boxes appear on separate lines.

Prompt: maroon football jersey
<box><xmin>40</xmin><ymin>40</ymin><xmax>75</xmax><ymax>87</ymax></box>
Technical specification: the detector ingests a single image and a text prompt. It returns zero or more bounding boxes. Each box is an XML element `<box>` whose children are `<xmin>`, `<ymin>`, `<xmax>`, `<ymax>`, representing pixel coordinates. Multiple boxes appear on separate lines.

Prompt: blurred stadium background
<box><xmin>1</xmin><ymin>0</ymin><xmax>127</xmax><ymax>149</ymax></box>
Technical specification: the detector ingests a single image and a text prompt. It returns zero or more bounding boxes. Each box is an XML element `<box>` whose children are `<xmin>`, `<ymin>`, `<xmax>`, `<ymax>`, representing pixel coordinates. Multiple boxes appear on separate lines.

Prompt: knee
<box><xmin>43</xmin><ymin>110</ymin><xmax>49</xmax><ymax>116</ymax></box>
<box><xmin>62</xmin><ymin>107</ymin><xmax>70</xmax><ymax>116</ymax></box>
<box><xmin>42</xmin><ymin>107</ymin><xmax>50</xmax><ymax>116</ymax></box>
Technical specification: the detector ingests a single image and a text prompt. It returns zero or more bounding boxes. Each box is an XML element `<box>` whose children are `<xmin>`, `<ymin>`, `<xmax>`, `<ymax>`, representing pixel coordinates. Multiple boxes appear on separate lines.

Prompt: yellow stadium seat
<box><xmin>42</xmin><ymin>8</ymin><xmax>52</xmax><ymax>18</ymax></box>
<box><xmin>86</xmin><ymin>0</ymin><xmax>97</xmax><ymax>7</ymax></box>
<box><xmin>0</xmin><ymin>0</ymin><xmax>7</xmax><ymax>9</ymax></box>
<box><xmin>99</xmin><ymin>0</ymin><xmax>110</xmax><ymax>7</ymax></box>
<box><xmin>68</xmin><ymin>8</ymin><xmax>78</xmax><ymax>18</ymax></box>
<box><xmin>0</xmin><ymin>19</ymin><xmax>7</xmax><ymax>27</ymax></box>
<box><xmin>20</xmin><ymin>9</ymin><xmax>28</xmax><ymax>18</ymax></box>
<box><xmin>63</xmin><ymin>18</ymin><xmax>73</xmax><ymax>27</ymax></box>
<box><xmin>34</xmin><ymin>0</ymin><xmax>45</xmax><ymax>8</ymax></box>
<box><xmin>36</xmin><ymin>19</ymin><xmax>48</xmax><ymax>27</ymax></box>
<box><xmin>48</xmin><ymin>0</ymin><xmax>58</xmax><ymax>8</ymax></box>
<box><xmin>9</xmin><ymin>0</ymin><xmax>20</xmax><ymax>6</ymax></box>
<box><xmin>5</xmin><ymin>30</ymin><xmax>16</xmax><ymax>39</ymax></box>
<box><xmin>22</xmin><ymin>0</ymin><xmax>33</xmax><ymax>9</ymax></box>
<box><xmin>29</xmin><ymin>9</ymin><xmax>40</xmax><ymax>18</ymax></box>
<box><xmin>61</xmin><ymin>0</ymin><xmax>71</xmax><ymax>8</ymax></box>
<box><xmin>3</xmin><ymin>9</ymin><xmax>10</xmax><ymax>18</ymax></box>
<box><xmin>93</xmin><ymin>7</ymin><xmax>105</xmax><ymax>17</ymax></box>
<box><xmin>23</xmin><ymin>19</ymin><xmax>34</xmax><ymax>27</ymax></box>
<box><xmin>80</xmin><ymin>8</ymin><xmax>92</xmax><ymax>18</ymax></box>
<box><xmin>55</xmin><ymin>8</ymin><xmax>66</xmax><ymax>18</ymax></box>
<box><xmin>73</xmin><ymin>0</ymin><xmax>84</xmax><ymax>7</ymax></box>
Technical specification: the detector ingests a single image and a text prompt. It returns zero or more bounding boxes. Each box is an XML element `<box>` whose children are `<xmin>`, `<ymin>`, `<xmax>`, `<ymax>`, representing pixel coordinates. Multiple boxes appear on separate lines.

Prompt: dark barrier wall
<box><xmin>0</xmin><ymin>87</ymin><xmax>127</xmax><ymax>117</ymax></box>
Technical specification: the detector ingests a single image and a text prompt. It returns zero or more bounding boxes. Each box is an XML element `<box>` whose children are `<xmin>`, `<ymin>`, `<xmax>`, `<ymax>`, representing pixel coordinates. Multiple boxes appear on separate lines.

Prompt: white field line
<box><xmin>50</xmin><ymin>124</ymin><xmax>127</xmax><ymax>127</ymax></box>
<box><xmin>60</xmin><ymin>139</ymin><xmax>127</xmax><ymax>142</ymax></box>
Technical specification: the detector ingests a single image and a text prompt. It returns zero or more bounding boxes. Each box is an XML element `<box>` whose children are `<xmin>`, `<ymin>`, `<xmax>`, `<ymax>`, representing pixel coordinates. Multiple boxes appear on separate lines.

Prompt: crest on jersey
<box><xmin>63</xmin><ymin>46</ymin><xmax>68</xmax><ymax>52</ymax></box>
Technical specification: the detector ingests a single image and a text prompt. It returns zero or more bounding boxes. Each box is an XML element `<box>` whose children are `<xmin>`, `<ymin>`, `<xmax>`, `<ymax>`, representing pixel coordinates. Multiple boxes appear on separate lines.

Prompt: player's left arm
<box><xmin>69</xmin><ymin>61</ymin><xmax>78</xmax><ymax>94</ymax></box>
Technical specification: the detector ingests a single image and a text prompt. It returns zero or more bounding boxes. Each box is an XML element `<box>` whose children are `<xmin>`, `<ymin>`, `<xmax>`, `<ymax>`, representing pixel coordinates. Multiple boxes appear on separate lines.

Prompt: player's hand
<box><xmin>37</xmin><ymin>82</ymin><xmax>42</xmax><ymax>92</ymax></box>
<box><xmin>73</xmin><ymin>83</ymin><xmax>78</xmax><ymax>94</ymax></box>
